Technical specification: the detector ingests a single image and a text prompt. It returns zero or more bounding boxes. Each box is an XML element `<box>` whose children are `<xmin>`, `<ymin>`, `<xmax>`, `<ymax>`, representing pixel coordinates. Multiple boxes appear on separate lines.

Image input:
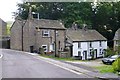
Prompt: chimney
<box><xmin>82</xmin><ymin>24</ymin><xmax>87</xmax><ymax>31</ymax></box>
<box><xmin>72</xmin><ymin>22</ymin><xmax>78</xmax><ymax>30</ymax></box>
<box><xmin>28</xmin><ymin>7</ymin><xmax>33</xmax><ymax>19</ymax></box>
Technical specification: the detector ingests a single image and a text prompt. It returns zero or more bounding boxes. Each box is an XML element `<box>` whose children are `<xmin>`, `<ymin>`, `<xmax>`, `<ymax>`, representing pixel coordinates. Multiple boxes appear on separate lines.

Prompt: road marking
<box><xmin>2</xmin><ymin>49</ymin><xmax>91</xmax><ymax>77</ymax></box>
<box><xmin>36</xmin><ymin>56</ymin><xmax>85</xmax><ymax>76</ymax></box>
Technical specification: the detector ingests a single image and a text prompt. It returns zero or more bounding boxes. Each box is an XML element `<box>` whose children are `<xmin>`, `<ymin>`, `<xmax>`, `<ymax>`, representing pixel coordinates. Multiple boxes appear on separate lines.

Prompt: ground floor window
<box><xmin>89</xmin><ymin>49</ymin><xmax>92</xmax><ymax>56</ymax></box>
<box><xmin>41</xmin><ymin>45</ymin><xmax>47</xmax><ymax>52</ymax></box>
<box><xmin>99</xmin><ymin>49</ymin><xmax>102</xmax><ymax>55</ymax></box>
<box><xmin>78</xmin><ymin>51</ymin><xmax>81</xmax><ymax>56</ymax></box>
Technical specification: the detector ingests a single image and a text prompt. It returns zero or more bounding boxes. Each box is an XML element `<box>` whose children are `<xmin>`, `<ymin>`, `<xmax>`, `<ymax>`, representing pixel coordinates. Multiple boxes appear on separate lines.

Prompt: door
<box><xmin>70</xmin><ymin>46</ymin><xmax>73</xmax><ymax>57</ymax></box>
<box><xmin>94</xmin><ymin>49</ymin><xmax>97</xmax><ymax>59</ymax></box>
<box><xmin>83</xmin><ymin>51</ymin><xmax>87</xmax><ymax>60</ymax></box>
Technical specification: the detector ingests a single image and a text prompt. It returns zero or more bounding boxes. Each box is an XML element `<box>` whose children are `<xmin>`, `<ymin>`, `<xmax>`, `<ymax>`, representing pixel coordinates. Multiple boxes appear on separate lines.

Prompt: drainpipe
<box><xmin>54</xmin><ymin>29</ymin><xmax>57</xmax><ymax>57</ymax></box>
<box><xmin>21</xmin><ymin>20</ymin><xmax>27</xmax><ymax>51</ymax></box>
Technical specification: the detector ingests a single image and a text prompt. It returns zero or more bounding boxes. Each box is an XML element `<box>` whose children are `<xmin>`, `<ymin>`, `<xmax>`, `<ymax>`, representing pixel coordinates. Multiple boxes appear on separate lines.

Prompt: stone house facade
<box><xmin>0</xmin><ymin>18</ymin><xmax>9</xmax><ymax>48</ymax></box>
<box><xmin>10</xmin><ymin>17</ymin><xmax>66</xmax><ymax>55</ymax></box>
<box><xmin>113</xmin><ymin>28</ymin><xmax>120</xmax><ymax>51</ymax></box>
<box><xmin>0</xmin><ymin>18</ymin><xmax>7</xmax><ymax>38</ymax></box>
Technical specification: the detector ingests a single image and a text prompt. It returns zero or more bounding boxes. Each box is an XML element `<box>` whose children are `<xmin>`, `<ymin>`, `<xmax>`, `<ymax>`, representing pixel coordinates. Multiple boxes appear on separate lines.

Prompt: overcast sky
<box><xmin>0</xmin><ymin>0</ymin><xmax>22</xmax><ymax>22</ymax></box>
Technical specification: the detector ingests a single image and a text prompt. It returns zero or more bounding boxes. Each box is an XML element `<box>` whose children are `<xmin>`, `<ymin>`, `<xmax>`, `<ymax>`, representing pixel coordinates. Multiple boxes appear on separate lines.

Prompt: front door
<box><xmin>94</xmin><ymin>49</ymin><xmax>97</xmax><ymax>59</ymax></box>
<box><xmin>83</xmin><ymin>51</ymin><xmax>87</xmax><ymax>60</ymax></box>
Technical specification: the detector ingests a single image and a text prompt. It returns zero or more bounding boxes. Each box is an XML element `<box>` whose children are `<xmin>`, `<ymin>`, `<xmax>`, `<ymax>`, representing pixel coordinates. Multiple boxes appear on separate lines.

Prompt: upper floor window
<box><xmin>78</xmin><ymin>42</ymin><xmax>81</xmax><ymax>49</ymax></box>
<box><xmin>42</xmin><ymin>30</ymin><xmax>50</xmax><ymax>37</ymax></box>
<box><xmin>89</xmin><ymin>42</ymin><xmax>92</xmax><ymax>48</ymax></box>
<box><xmin>100</xmin><ymin>41</ymin><xmax>102</xmax><ymax>47</ymax></box>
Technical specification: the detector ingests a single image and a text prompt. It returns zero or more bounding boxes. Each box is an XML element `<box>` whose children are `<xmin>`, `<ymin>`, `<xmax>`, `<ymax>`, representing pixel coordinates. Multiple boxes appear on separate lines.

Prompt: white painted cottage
<box><xmin>66</xmin><ymin>29</ymin><xmax>107</xmax><ymax>60</ymax></box>
<box><xmin>113</xmin><ymin>28</ymin><xmax>120</xmax><ymax>51</ymax></box>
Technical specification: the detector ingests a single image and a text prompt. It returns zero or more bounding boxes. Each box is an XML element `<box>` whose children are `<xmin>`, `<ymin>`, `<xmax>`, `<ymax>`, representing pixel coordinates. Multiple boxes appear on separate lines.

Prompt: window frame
<box><xmin>78</xmin><ymin>42</ymin><xmax>81</xmax><ymax>49</ymax></box>
<box><xmin>89</xmin><ymin>42</ymin><xmax>92</xmax><ymax>48</ymax></box>
<box><xmin>99</xmin><ymin>49</ymin><xmax>102</xmax><ymax>55</ymax></box>
<box><xmin>100</xmin><ymin>41</ymin><xmax>102</xmax><ymax>47</ymax></box>
<box><xmin>42</xmin><ymin>30</ymin><xmax>50</xmax><ymax>37</ymax></box>
<box><xmin>41</xmin><ymin>45</ymin><xmax>48</xmax><ymax>52</ymax></box>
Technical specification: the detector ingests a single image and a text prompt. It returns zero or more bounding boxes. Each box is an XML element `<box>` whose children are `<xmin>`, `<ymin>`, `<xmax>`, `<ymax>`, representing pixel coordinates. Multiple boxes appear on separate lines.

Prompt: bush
<box><xmin>39</xmin><ymin>47</ymin><xmax>44</xmax><ymax>54</ymax></box>
<box><xmin>104</xmin><ymin>48</ymin><xmax>116</xmax><ymax>57</ymax></box>
<box><xmin>112</xmin><ymin>58</ymin><xmax>120</xmax><ymax>73</ymax></box>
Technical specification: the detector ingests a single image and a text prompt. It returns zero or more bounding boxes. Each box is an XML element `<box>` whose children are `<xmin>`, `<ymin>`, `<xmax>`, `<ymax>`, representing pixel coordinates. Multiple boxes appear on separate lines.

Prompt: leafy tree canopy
<box><xmin>15</xmin><ymin>2</ymin><xmax>120</xmax><ymax>47</ymax></box>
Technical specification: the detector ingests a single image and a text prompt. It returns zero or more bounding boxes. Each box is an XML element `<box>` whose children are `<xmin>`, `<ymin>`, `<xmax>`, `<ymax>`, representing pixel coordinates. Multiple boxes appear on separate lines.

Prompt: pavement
<box><xmin>1</xmin><ymin>49</ymin><xmax>120</xmax><ymax>79</ymax></box>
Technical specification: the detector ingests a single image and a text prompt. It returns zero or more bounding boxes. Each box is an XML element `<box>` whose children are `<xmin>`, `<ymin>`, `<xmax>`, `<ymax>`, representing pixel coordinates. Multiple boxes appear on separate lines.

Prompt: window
<box><xmin>89</xmin><ymin>42</ymin><xmax>92</xmax><ymax>48</ymax></box>
<box><xmin>78</xmin><ymin>42</ymin><xmax>81</xmax><ymax>48</ymax></box>
<box><xmin>100</xmin><ymin>41</ymin><xmax>102</xmax><ymax>47</ymax></box>
<box><xmin>41</xmin><ymin>45</ymin><xmax>47</xmax><ymax>52</ymax></box>
<box><xmin>78</xmin><ymin>51</ymin><xmax>81</xmax><ymax>56</ymax></box>
<box><xmin>58</xmin><ymin>41</ymin><xmax>60</xmax><ymax>49</ymax></box>
<box><xmin>90</xmin><ymin>49</ymin><xmax>92</xmax><ymax>56</ymax></box>
<box><xmin>99</xmin><ymin>49</ymin><xmax>102</xmax><ymax>55</ymax></box>
<box><xmin>42</xmin><ymin>30</ymin><xmax>50</xmax><ymax>37</ymax></box>
<box><xmin>116</xmin><ymin>41</ymin><xmax>118</xmax><ymax>44</ymax></box>
<box><xmin>56</xmin><ymin>30</ymin><xmax>59</xmax><ymax>36</ymax></box>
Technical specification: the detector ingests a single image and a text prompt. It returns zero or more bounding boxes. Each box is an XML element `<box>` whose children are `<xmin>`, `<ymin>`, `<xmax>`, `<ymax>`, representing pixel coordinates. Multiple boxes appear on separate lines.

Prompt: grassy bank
<box><xmin>94</xmin><ymin>65</ymin><xmax>114</xmax><ymax>73</ymax></box>
<box><xmin>39</xmin><ymin>54</ymin><xmax>82</xmax><ymax>61</ymax></box>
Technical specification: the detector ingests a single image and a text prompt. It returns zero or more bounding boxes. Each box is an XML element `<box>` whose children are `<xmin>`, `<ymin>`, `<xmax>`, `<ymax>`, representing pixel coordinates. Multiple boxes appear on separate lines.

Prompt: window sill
<box><xmin>42</xmin><ymin>36</ymin><xmax>51</xmax><ymax>38</ymax></box>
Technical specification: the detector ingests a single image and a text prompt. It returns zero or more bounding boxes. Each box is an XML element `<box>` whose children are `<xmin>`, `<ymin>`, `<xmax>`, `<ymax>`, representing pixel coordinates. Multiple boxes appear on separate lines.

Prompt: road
<box><xmin>2</xmin><ymin>49</ymin><xmax>90</xmax><ymax>78</ymax></box>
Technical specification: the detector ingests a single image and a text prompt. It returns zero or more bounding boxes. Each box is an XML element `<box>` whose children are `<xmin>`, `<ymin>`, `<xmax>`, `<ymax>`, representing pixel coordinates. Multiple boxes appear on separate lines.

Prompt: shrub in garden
<box><xmin>112</xmin><ymin>58</ymin><xmax>120</xmax><ymax>73</ymax></box>
<box><xmin>104</xmin><ymin>48</ymin><xmax>116</xmax><ymax>57</ymax></box>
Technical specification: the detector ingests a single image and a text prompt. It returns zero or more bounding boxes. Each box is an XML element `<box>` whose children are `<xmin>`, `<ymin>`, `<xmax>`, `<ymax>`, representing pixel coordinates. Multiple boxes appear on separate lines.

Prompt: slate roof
<box><xmin>66</xmin><ymin>29</ymin><xmax>107</xmax><ymax>42</ymax></box>
<box><xmin>114</xmin><ymin>28</ymin><xmax>120</xmax><ymax>40</ymax></box>
<box><xmin>32</xmin><ymin>19</ymin><xmax>66</xmax><ymax>30</ymax></box>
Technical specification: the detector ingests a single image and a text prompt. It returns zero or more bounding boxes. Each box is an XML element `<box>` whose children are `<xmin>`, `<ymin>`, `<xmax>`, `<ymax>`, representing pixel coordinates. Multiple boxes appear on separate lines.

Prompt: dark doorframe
<box><xmin>70</xmin><ymin>46</ymin><xmax>73</xmax><ymax>57</ymax></box>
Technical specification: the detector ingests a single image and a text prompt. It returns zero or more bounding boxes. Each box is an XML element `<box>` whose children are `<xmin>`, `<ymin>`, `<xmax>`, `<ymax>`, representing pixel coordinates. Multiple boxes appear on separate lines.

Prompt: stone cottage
<box><xmin>113</xmin><ymin>28</ymin><xmax>120</xmax><ymax>51</ymax></box>
<box><xmin>66</xmin><ymin>28</ymin><xmax>107</xmax><ymax>60</ymax></box>
<box><xmin>0</xmin><ymin>18</ymin><xmax>7</xmax><ymax>38</ymax></box>
<box><xmin>0</xmin><ymin>18</ymin><xmax>9</xmax><ymax>48</ymax></box>
<box><xmin>10</xmin><ymin>14</ymin><xmax>66</xmax><ymax>55</ymax></box>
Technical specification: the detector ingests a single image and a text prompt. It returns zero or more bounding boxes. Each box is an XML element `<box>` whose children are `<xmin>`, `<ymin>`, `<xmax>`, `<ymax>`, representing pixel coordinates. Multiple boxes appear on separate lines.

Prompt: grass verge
<box><xmin>94</xmin><ymin>65</ymin><xmax>114</xmax><ymax>73</ymax></box>
<box><xmin>39</xmin><ymin>54</ymin><xmax>82</xmax><ymax>61</ymax></box>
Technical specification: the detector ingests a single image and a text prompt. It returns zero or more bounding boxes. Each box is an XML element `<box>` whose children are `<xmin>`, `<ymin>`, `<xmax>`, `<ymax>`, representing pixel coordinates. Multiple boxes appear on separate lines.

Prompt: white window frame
<box><xmin>42</xmin><ymin>30</ymin><xmax>50</xmax><ymax>37</ymax></box>
<box><xmin>41</xmin><ymin>45</ymin><xmax>48</xmax><ymax>52</ymax></box>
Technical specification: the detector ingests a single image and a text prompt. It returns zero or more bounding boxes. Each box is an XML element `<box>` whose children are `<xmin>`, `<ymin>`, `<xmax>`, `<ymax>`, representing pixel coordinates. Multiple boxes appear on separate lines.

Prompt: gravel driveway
<box><xmin>66</xmin><ymin>59</ymin><xmax>105</xmax><ymax>67</ymax></box>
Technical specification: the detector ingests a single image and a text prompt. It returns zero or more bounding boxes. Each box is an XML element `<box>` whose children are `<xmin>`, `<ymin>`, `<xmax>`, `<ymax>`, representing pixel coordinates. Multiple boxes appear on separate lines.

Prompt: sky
<box><xmin>0</xmin><ymin>0</ymin><xmax>22</xmax><ymax>22</ymax></box>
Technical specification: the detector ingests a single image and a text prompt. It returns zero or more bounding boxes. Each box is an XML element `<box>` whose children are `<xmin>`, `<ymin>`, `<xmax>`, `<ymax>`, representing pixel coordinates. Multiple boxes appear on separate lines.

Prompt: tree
<box><xmin>15</xmin><ymin>2</ymin><xmax>120</xmax><ymax>48</ymax></box>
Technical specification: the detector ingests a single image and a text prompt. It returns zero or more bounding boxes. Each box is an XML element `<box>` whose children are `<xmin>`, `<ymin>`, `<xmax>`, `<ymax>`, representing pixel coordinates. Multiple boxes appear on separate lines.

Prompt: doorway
<box><xmin>83</xmin><ymin>51</ymin><xmax>87</xmax><ymax>60</ymax></box>
<box><xmin>94</xmin><ymin>49</ymin><xmax>97</xmax><ymax>59</ymax></box>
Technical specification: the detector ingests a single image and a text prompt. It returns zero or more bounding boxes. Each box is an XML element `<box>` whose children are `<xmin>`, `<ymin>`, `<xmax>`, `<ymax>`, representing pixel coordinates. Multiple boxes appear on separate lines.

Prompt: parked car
<box><xmin>102</xmin><ymin>55</ymin><xmax>120</xmax><ymax>65</ymax></box>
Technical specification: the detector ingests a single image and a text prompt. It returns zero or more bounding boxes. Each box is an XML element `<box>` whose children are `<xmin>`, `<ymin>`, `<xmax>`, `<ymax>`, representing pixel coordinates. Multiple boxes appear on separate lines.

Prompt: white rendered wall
<box><xmin>72</xmin><ymin>41</ymin><xmax>107</xmax><ymax>60</ymax></box>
